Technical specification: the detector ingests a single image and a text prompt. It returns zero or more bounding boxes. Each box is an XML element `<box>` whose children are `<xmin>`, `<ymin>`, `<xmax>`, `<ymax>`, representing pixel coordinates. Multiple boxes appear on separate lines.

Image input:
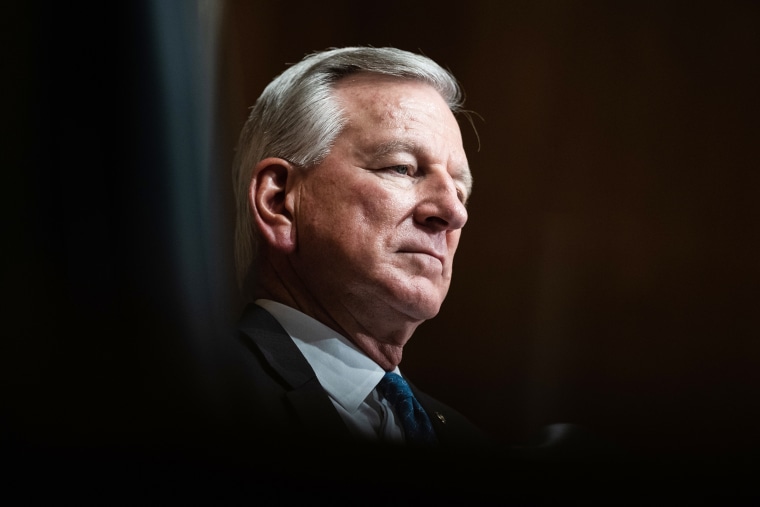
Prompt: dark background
<box><xmin>217</xmin><ymin>0</ymin><xmax>760</xmax><ymax>462</ymax></box>
<box><xmin>5</xmin><ymin>0</ymin><xmax>759</xmax><ymax>498</ymax></box>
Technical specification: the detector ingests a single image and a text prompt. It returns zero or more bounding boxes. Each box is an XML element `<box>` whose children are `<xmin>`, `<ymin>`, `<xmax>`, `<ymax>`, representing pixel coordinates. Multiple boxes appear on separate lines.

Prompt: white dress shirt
<box><xmin>255</xmin><ymin>299</ymin><xmax>405</xmax><ymax>443</ymax></box>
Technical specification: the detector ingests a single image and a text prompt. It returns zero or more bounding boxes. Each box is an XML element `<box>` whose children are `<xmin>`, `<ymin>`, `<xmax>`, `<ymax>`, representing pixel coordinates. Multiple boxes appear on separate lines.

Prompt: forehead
<box><xmin>332</xmin><ymin>74</ymin><xmax>472</xmax><ymax>192</ymax></box>
<box><xmin>333</xmin><ymin>73</ymin><xmax>450</xmax><ymax>124</ymax></box>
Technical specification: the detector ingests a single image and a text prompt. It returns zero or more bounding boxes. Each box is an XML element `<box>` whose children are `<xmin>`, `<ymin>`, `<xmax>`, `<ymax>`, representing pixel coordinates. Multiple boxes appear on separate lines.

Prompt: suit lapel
<box><xmin>238</xmin><ymin>304</ymin><xmax>350</xmax><ymax>439</ymax></box>
<box><xmin>406</xmin><ymin>380</ymin><xmax>448</xmax><ymax>435</ymax></box>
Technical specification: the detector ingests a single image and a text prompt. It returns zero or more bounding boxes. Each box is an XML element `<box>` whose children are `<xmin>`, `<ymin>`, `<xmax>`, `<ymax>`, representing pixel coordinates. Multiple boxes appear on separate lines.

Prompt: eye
<box><xmin>388</xmin><ymin>165</ymin><xmax>410</xmax><ymax>176</ymax></box>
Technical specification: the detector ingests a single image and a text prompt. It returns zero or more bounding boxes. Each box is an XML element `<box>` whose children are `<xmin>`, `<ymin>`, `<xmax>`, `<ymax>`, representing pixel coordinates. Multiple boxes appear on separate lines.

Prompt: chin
<box><xmin>381</xmin><ymin>278</ymin><xmax>448</xmax><ymax>321</ymax></box>
<box><xmin>398</xmin><ymin>294</ymin><xmax>444</xmax><ymax>322</ymax></box>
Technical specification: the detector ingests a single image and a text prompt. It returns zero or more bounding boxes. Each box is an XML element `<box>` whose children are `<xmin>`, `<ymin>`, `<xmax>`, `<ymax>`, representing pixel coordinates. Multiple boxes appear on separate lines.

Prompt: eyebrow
<box><xmin>368</xmin><ymin>140</ymin><xmax>473</xmax><ymax>196</ymax></box>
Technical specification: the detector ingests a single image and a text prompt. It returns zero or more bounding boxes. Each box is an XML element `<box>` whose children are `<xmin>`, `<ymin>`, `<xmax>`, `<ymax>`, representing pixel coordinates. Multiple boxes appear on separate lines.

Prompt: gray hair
<box><xmin>232</xmin><ymin>46</ymin><xmax>466</xmax><ymax>294</ymax></box>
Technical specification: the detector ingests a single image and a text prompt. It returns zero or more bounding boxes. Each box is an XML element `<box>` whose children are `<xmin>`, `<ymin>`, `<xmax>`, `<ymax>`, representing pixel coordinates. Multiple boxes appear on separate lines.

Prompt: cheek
<box><xmin>346</xmin><ymin>181</ymin><xmax>410</xmax><ymax>228</ymax></box>
<box><xmin>300</xmin><ymin>170</ymin><xmax>414</xmax><ymax>243</ymax></box>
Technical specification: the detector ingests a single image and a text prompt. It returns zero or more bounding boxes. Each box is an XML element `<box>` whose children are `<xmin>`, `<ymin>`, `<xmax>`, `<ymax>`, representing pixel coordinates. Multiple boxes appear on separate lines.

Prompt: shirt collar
<box><xmin>255</xmin><ymin>299</ymin><xmax>390</xmax><ymax>413</ymax></box>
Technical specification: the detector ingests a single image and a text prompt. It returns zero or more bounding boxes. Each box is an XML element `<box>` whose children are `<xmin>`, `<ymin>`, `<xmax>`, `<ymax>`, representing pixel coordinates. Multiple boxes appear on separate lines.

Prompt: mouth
<box><xmin>397</xmin><ymin>249</ymin><xmax>445</xmax><ymax>266</ymax></box>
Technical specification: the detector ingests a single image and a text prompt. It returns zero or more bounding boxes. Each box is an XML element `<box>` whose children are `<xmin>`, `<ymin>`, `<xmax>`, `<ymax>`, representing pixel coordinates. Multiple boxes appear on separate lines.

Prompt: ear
<box><xmin>249</xmin><ymin>157</ymin><xmax>298</xmax><ymax>254</ymax></box>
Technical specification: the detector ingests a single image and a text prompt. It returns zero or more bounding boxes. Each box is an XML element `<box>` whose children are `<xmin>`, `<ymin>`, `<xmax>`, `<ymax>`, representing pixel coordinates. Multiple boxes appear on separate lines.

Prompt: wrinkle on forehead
<box><xmin>334</xmin><ymin>74</ymin><xmax>445</xmax><ymax>123</ymax></box>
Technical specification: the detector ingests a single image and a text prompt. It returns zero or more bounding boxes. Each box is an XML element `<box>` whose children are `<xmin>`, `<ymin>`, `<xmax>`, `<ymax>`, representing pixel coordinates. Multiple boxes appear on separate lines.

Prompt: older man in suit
<box><xmin>222</xmin><ymin>46</ymin><xmax>488</xmax><ymax>452</ymax></box>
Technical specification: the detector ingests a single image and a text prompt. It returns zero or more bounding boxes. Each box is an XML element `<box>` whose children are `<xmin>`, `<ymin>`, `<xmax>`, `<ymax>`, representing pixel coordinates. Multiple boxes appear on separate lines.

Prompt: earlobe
<box><xmin>249</xmin><ymin>157</ymin><xmax>297</xmax><ymax>253</ymax></box>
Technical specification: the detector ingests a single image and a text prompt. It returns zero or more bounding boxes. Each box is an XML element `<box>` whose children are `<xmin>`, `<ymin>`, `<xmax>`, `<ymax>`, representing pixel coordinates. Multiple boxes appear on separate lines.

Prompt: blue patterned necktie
<box><xmin>376</xmin><ymin>372</ymin><xmax>438</xmax><ymax>446</ymax></box>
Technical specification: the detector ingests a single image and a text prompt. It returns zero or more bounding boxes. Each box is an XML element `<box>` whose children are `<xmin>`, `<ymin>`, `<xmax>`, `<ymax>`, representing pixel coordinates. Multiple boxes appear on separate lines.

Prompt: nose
<box><xmin>413</xmin><ymin>172</ymin><xmax>469</xmax><ymax>232</ymax></box>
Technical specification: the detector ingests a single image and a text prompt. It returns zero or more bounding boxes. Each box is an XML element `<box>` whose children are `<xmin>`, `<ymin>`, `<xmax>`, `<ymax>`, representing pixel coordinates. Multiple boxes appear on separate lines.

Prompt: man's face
<box><xmin>291</xmin><ymin>74</ymin><xmax>471</xmax><ymax>331</ymax></box>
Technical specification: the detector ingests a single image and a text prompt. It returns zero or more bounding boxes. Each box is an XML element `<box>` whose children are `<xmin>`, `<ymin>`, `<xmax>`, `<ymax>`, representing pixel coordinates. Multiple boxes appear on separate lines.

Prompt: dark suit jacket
<box><xmin>206</xmin><ymin>303</ymin><xmax>492</xmax><ymax>454</ymax></box>
<box><xmin>170</xmin><ymin>304</ymin><xmax>630</xmax><ymax>503</ymax></box>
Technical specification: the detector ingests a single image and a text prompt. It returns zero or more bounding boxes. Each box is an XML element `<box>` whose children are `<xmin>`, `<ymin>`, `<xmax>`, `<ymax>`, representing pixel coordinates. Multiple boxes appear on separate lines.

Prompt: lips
<box><xmin>397</xmin><ymin>247</ymin><xmax>446</xmax><ymax>266</ymax></box>
<box><xmin>396</xmin><ymin>232</ymin><xmax>451</xmax><ymax>267</ymax></box>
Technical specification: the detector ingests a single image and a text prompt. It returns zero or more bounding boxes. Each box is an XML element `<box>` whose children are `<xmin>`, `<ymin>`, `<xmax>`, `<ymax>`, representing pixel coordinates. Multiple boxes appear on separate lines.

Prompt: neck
<box><xmin>254</xmin><ymin>263</ymin><xmax>421</xmax><ymax>371</ymax></box>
